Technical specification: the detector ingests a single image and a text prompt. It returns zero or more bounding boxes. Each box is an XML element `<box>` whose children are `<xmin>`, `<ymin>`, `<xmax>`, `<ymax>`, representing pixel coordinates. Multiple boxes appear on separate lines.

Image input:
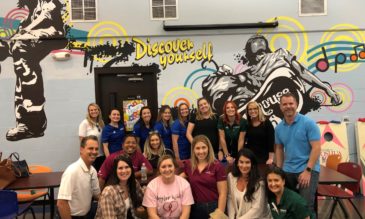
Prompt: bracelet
<box><xmin>224</xmin><ymin>153</ymin><xmax>231</xmax><ymax>158</ymax></box>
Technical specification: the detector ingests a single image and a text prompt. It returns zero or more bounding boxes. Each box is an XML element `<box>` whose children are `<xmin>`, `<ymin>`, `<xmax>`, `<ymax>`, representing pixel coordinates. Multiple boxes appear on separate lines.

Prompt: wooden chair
<box><xmin>317</xmin><ymin>162</ymin><xmax>363</xmax><ymax>219</ymax></box>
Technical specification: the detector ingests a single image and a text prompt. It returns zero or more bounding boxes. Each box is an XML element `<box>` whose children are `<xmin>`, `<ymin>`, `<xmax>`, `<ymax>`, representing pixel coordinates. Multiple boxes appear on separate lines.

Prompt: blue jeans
<box><xmin>285</xmin><ymin>171</ymin><xmax>319</xmax><ymax>218</ymax></box>
<box><xmin>190</xmin><ymin>201</ymin><xmax>218</xmax><ymax>219</ymax></box>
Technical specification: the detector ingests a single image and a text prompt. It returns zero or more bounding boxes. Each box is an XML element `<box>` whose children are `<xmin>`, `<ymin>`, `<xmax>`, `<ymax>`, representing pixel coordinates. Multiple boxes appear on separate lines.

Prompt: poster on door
<box><xmin>123</xmin><ymin>99</ymin><xmax>148</xmax><ymax>132</ymax></box>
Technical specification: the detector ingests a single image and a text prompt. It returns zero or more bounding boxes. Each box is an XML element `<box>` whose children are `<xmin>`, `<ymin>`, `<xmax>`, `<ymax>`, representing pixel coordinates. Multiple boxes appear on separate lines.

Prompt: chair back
<box><xmin>0</xmin><ymin>190</ymin><xmax>18</xmax><ymax>218</ymax></box>
<box><xmin>326</xmin><ymin>154</ymin><xmax>342</xmax><ymax>170</ymax></box>
<box><xmin>28</xmin><ymin>165</ymin><xmax>52</xmax><ymax>174</ymax></box>
<box><xmin>337</xmin><ymin>162</ymin><xmax>362</xmax><ymax>194</ymax></box>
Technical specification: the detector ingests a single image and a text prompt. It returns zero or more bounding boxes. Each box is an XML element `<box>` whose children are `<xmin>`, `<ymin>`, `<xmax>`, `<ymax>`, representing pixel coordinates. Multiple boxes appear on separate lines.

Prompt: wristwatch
<box><xmin>306</xmin><ymin>167</ymin><xmax>312</xmax><ymax>172</ymax></box>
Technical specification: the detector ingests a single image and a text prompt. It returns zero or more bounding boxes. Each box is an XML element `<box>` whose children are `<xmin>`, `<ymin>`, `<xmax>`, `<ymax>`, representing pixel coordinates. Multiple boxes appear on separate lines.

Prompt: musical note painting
<box><xmin>307</xmin><ymin>42</ymin><xmax>365</xmax><ymax>74</ymax></box>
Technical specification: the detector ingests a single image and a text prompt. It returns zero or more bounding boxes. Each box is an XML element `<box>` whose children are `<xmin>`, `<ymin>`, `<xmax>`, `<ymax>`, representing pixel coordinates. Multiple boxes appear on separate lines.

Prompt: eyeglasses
<box><xmin>248</xmin><ymin>108</ymin><xmax>258</xmax><ymax>111</ymax></box>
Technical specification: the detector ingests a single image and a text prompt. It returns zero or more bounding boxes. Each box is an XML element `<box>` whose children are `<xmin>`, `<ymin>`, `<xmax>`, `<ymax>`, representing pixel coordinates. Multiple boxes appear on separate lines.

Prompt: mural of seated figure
<box><xmin>202</xmin><ymin>34</ymin><xmax>341</xmax><ymax>122</ymax></box>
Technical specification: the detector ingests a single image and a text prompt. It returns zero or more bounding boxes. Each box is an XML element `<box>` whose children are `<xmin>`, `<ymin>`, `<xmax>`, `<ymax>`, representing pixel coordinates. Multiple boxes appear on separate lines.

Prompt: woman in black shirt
<box><xmin>245</xmin><ymin>101</ymin><xmax>274</xmax><ymax>164</ymax></box>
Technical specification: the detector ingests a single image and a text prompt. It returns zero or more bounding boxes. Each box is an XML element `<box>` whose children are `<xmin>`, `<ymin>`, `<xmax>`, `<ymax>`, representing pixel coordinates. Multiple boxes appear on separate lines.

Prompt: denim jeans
<box><xmin>285</xmin><ymin>171</ymin><xmax>319</xmax><ymax>218</ymax></box>
<box><xmin>190</xmin><ymin>201</ymin><xmax>218</xmax><ymax>219</ymax></box>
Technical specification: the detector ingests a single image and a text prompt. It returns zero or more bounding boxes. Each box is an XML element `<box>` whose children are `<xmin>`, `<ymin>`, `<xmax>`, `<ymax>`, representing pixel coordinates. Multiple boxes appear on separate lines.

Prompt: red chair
<box><xmin>317</xmin><ymin>162</ymin><xmax>363</xmax><ymax>219</ymax></box>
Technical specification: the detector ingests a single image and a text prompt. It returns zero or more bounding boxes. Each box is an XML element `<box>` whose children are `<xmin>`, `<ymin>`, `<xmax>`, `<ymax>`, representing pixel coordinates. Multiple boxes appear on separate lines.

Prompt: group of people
<box><xmin>57</xmin><ymin>92</ymin><xmax>320</xmax><ymax>219</ymax></box>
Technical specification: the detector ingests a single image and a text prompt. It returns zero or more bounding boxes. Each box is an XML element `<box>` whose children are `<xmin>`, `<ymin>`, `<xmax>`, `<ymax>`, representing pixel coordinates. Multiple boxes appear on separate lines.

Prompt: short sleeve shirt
<box><xmin>154</xmin><ymin>121</ymin><xmax>173</xmax><ymax>150</ymax></box>
<box><xmin>133</xmin><ymin>122</ymin><xmax>153</xmax><ymax>151</ymax></box>
<box><xmin>101</xmin><ymin>124</ymin><xmax>125</xmax><ymax>154</ymax></box>
<box><xmin>58</xmin><ymin>158</ymin><xmax>100</xmax><ymax>216</ymax></box>
<box><xmin>143</xmin><ymin>176</ymin><xmax>194</xmax><ymax>218</ymax></box>
<box><xmin>217</xmin><ymin>117</ymin><xmax>247</xmax><ymax>157</ymax></box>
<box><xmin>98</xmin><ymin>151</ymin><xmax>153</xmax><ymax>180</ymax></box>
<box><xmin>275</xmin><ymin>113</ymin><xmax>320</xmax><ymax>173</ymax></box>
<box><xmin>171</xmin><ymin>120</ymin><xmax>191</xmax><ymax>160</ymax></box>
<box><xmin>189</xmin><ymin>113</ymin><xmax>219</xmax><ymax>153</ymax></box>
<box><xmin>78</xmin><ymin>119</ymin><xmax>103</xmax><ymax>155</ymax></box>
<box><xmin>268</xmin><ymin>188</ymin><xmax>310</xmax><ymax>219</ymax></box>
<box><xmin>183</xmin><ymin>160</ymin><xmax>227</xmax><ymax>203</ymax></box>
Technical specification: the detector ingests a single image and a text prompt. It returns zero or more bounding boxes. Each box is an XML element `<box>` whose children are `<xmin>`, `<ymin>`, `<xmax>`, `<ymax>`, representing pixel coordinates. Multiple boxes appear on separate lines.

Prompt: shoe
<box><xmin>6</xmin><ymin>125</ymin><xmax>44</xmax><ymax>141</ymax></box>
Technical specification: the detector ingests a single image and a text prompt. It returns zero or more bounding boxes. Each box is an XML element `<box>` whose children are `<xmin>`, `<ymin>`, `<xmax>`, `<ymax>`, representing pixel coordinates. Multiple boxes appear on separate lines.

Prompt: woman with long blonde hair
<box><xmin>181</xmin><ymin>135</ymin><xmax>227</xmax><ymax>219</ymax></box>
<box><xmin>245</xmin><ymin>101</ymin><xmax>274</xmax><ymax>164</ymax></box>
<box><xmin>78</xmin><ymin>103</ymin><xmax>105</xmax><ymax>170</ymax></box>
<box><xmin>143</xmin><ymin>131</ymin><xmax>174</xmax><ymax>169</ymax></box>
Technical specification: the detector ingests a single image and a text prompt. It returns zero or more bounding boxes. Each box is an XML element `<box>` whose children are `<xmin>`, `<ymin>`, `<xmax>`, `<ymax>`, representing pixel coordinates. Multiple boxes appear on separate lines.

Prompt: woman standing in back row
<box><xmin>186</xmin><ymin>97</ymin><xmax>219</xmax><ymax>155</ymax></box>
<box><xmin>154</xmin><ymin>105</ymin><xmax>173</xmax><ymax>150</ymax></box>
<box><xmin>218</xmin><ymin>101</ymin><xmax>247</xmax><ymax>163</ymax></box>
<box><xmin>78</xmin><ymin>103</ymin><xmax>105</xmax><ymax>171</ymax></box>
<box><xmin>133</xmin><ymin>106</ymin><xmax>154</xmax><ymax>152</ymax></box>
<box><xmin>101</xmin><ymin>109</ymin><xmax>125</xmax><ymax>157</ymax></box>
<box><xmin>245</xmin><ymin>101</ymin><xmax>274</xmax><ymax>164</ymax></box>
<box><xmin>172</xmin><ymin>103</ymin><xmax>191</xmax><ymax>160</ymax></box>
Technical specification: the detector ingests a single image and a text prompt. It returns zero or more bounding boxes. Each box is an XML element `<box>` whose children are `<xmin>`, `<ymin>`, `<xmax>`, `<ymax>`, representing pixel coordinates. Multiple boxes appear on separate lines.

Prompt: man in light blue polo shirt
<box><xmin>275</xmin><ymin>92</ymin><xmax>321</xmax><ymax>217</ymax></box>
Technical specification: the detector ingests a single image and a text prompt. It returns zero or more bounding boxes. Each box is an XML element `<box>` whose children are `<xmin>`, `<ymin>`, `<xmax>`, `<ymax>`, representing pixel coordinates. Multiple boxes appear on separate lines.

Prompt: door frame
<box><xmin>94</xmin><ymin>65</ymin><xmax>160</xmax><ymax>119</ymax></box>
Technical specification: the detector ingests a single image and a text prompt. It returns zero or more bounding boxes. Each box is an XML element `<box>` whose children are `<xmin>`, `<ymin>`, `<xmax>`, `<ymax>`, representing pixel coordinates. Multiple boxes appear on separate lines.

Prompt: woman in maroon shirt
<box><xmin>181</xmin><ymin>135</ymin><xmax>227</xmax><ymax>219</ymax></box>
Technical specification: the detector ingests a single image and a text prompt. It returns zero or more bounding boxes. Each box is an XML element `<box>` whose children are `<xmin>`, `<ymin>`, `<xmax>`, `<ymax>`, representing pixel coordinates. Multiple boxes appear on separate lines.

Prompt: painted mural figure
<box><xmin>202</xmin><ymin>35</ymin><xmax>341</xmax><ymax>119</ymax></box>
<box><xmin>0</xmin><ymin>0</ymin><xmax>67</xmax><ymax>141</ymax></box>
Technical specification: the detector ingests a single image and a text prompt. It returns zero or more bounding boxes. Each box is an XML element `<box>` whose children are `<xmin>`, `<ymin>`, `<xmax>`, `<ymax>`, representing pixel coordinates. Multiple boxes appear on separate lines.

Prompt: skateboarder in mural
<box><xmin>0</xmin><ymin>0</ymin><xmax>67</xmax><ymax>141</ymax></box>
<box><xmin>202</xmin><ymin>34</ymin><xmax>341</xmax><ymax>118</ymax></box>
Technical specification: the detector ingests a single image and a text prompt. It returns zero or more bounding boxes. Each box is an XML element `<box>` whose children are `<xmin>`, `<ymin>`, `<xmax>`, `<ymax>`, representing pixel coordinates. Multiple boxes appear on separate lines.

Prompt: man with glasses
<box><xmin>57</xmin><ymin>135</ymin><xmax>101</xmax><ymax>219</ymax></box>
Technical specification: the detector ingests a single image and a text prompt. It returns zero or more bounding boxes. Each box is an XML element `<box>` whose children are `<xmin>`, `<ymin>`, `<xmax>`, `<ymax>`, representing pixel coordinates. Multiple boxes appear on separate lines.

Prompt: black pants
<box><xmin>190</xmin><ymin>201</ymin><xmax>218</xmax><ymax>219</ymax></box>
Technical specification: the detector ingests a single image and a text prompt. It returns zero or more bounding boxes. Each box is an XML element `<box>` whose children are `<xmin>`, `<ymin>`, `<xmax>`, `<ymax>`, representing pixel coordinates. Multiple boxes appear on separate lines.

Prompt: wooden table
<box><xmin>6</xmin><ymin>171</ymin><xmax>63</xmax><ymax>219</ymax></box>
<box><xmin>319</xmin><ymin>165</ymin><xmax>357</xmax><ymax>184</ymax></box>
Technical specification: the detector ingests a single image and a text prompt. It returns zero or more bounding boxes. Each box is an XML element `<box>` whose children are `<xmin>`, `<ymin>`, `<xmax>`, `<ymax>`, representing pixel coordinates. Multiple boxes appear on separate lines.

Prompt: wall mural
<box><xmin>0</xmin><ymin>0</ymin><xmax>67</xmax><ymax>141</ymax></box>
<box><xmin>0</xmin><ymin>3</ymin><xmax>361</xmax><ymax>141</ymax></box>
<box><xmin>201</xmin><ymin>35</ymin><xmax>341</xmax><ymax>124</ymax></box>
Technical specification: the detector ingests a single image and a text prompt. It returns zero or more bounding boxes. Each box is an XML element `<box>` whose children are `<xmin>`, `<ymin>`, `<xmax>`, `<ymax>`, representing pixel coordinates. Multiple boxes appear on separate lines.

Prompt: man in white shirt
<box><xmin>57</xmin><ymin>135</ymin><xmax>101</xmax><ymax>218</ymax></box>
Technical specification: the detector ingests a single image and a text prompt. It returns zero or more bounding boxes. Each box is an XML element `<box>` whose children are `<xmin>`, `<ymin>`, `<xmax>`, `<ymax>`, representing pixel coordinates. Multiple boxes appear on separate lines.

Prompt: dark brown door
<box><xmin>94</xmin><ymin>66</ymin><xmax>159</xmax><ymax>129</ymax></box>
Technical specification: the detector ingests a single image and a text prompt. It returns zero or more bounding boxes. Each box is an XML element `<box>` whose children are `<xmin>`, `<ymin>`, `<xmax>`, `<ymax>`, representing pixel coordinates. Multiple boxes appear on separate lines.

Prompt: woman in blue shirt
<box><xmin>154</xmin><ymin>105</ymin><xmax>173</xmax><ymax>150</ymax></box>
<box><xmin>133</xmin><ymin>106</ymin><xmax>154</xmax><ymax>151</ymax></box>
<box><xmin>101</xmin><ymin>109</ymin><xmax>125</xmax><ymax>157</ymax></box>
<box><xmin>172</xmin><ymin>103</ymin><xmax>191</xmax><ymax>160</ymax></box>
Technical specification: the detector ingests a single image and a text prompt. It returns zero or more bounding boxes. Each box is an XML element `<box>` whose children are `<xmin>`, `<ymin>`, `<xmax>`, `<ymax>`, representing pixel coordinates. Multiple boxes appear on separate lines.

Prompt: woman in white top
<box><xmin>78</xmin><ymin>103</ymin><xmax>104</xmax><ymax>171</ymax></box>
<box><xmin>227</xmin><ymin>148</ymin><xmax>271</xmax><ymax>219</ymax></box>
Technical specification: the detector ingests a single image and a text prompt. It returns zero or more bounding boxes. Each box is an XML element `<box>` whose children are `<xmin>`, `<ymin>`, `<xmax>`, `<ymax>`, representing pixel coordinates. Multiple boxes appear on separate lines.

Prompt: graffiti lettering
<box><xmin>260</xmin><ymin>88</ymin><xmax>289</xmax><ymax>109</ymax></box>
<box><xmin>133</xmin><ymin>37</ymin><xmax>213</xmax><ymax>69</ymax></box>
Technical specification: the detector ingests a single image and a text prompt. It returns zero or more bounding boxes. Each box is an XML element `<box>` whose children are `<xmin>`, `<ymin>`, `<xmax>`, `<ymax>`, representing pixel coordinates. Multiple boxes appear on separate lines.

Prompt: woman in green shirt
<box><xmin>266</xmin><ymin>166</ymin><xmax>311</xmax><ymax>219</ymax></box>
<box><xmin>217</xmin><ymin>101</ymin><xmax>247</xmax><ymax>163</ymax></box>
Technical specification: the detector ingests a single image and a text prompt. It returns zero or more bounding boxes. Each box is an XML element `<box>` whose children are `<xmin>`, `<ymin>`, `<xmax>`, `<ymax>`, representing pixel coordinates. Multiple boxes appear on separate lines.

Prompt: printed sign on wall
<box><xmin>123</xmin><ymin>99</ymin><xmax>147</xmax><ymax>132</ymax></box>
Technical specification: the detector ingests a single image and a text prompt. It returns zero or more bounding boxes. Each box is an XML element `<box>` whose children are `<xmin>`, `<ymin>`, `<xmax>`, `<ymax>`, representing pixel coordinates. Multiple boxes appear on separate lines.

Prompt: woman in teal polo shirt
<box><xmin>218</xmin><ymin>101</ymin><xmax>247</xmax><ymax>163</ymax></box>
<box><xmin>266</xmin><ymin>166</ymin><xmax>310</xmax><ymax>219</ymax></box>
